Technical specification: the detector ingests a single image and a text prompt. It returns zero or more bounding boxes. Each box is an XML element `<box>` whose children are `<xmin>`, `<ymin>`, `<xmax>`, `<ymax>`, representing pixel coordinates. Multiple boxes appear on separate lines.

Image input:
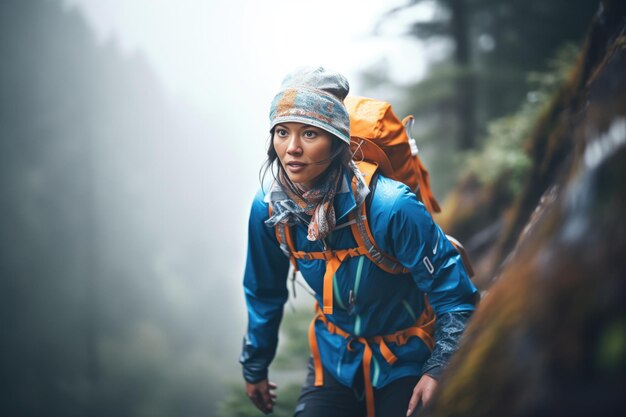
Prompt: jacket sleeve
<box><xmin>239</xmin><ymin>190</ymin><xmax>290</xmax><ymax>383</ymax></box>
<box><xmin>387</xmin><ymin>186</ymin><xmax>478</xmax><ymax>315</ymax></box>
<box><xmin>421</xmin><ymin>310</ymin><xmax>472</xmax><ymax>379</ymax></box>
<box><xmin>388</xmin><ymin>186</ymin><xmax>478</xmax><ymax>376</ymax></box>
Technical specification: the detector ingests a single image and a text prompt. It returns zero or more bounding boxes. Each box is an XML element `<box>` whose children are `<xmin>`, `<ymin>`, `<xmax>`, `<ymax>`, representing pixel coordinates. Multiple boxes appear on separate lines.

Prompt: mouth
<box><xmin>285</xmin><ymin>161</ymin><xmax>307</xmax><ymax>173</ymax></box>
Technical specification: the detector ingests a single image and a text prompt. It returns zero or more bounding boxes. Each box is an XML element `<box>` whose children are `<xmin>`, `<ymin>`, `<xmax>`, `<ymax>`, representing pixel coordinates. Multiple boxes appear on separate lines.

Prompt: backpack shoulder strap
<box><xmin>352</xmin><ymin>161</ymin><xmax>474</xmax><ymax>277</ymax></box>
<box><xmin>351</xmin><ymin>161</ymin><xmax>409</xmax><ymax>275</ymax></box>
<box><xmin>268</xmin><ymin>204</ymin><xmax>299</xmax><ymax>271</ymax></box>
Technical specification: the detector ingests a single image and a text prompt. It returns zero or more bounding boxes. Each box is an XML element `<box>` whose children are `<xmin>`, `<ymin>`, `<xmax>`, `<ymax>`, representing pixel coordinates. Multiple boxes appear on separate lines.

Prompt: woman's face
<box><xmin>273</xmin><ymin>122</ymin><xmax>334</xmax><ymax>190</ymax></box>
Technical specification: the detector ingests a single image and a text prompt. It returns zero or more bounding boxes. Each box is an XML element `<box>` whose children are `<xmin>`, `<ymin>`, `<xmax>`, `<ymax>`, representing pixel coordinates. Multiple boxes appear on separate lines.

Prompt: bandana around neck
<box><xmin>286</xmin><ymin>169</ymin><xmax>340</xmax><ymax>241</ymax></box>
<box><xmin>264</xmin><ymin>161</ymin><xmax>370</xmax><ymax>242</ymax></box>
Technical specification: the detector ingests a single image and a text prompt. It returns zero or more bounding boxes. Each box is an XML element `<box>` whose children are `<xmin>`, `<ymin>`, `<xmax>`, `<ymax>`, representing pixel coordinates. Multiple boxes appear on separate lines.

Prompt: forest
<box><xmin>1</xmin><ymin>1</ymin><xmax>623</xmax><ymax>416</ymax></box>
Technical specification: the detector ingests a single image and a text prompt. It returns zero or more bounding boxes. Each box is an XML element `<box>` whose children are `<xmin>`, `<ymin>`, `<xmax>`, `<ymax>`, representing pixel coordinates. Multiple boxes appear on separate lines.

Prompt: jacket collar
<box><xmin>334</xmin><ymin>171</ymin><xmax>358</xmax><ymax>222</ymax></box>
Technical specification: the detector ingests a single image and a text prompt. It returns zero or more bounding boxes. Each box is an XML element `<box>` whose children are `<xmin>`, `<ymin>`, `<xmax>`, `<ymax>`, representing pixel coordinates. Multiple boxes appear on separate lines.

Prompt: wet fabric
<box><xmin>421</xmin><ymin>311</ymin><xmax>473</xmax><ymax>378</ymax></box>
<box><xmin>241</xmin><ymin>172</ymin><xmax>478</xmax><ymax>387</ymax></box>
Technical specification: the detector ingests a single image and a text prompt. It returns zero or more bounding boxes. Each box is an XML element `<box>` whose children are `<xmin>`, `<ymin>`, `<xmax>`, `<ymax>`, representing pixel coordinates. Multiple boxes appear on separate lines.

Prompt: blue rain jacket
<box><xmin>240</xmin><ymin>173</ymin><xmax>478</xmax><ymax>388</ymax></box>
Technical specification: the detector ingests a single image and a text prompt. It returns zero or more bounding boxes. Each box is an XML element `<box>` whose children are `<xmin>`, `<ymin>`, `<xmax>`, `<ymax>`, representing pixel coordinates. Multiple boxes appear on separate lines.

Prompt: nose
<box><xmin>286</xmin><ymin>135</ymin><xmax>302</xmax><ymax>155</ymax></box>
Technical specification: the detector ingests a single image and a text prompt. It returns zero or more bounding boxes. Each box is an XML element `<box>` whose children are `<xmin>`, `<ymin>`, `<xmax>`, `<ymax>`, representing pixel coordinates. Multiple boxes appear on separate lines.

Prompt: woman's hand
<box><xmin>406</xmin><ymin>374</ymin><xmax>438</xmax><ymax>416</ymax></box>
<box><xmin>246</xmin><ymin>379</ymin><xmax>277</xmax><ymax>414</ymax></box>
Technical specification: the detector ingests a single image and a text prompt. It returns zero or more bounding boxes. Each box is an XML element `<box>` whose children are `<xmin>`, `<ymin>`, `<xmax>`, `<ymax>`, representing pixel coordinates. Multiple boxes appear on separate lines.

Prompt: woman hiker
<box><xmin>239</xmin><ymin>66</ymin><xmax>478</xmax><ymax>417</ymax></box>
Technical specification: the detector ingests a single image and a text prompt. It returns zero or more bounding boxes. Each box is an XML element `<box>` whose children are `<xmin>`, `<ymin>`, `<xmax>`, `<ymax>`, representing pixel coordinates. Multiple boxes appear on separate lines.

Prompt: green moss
<box><xmin>463</xmin><ymin>43</ymin><xmax>580</xmax><ymax>196</ymax></box>
<box><xmin>595</xmin><ymin>317</ymin><xmax>626</xmax><ymax>374</ymax></box>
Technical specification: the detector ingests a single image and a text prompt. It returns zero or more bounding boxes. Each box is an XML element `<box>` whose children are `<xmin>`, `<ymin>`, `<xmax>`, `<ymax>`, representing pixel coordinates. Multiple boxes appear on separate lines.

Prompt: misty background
<box><xmin>1</xmin><ymin>1</ymin><xmax>431</xmax><ymax>415</ymax></box>
<box><xmin>0</xmin><ymin>0</ymin><xmax>599</xmax><ymax>416</ymax></box>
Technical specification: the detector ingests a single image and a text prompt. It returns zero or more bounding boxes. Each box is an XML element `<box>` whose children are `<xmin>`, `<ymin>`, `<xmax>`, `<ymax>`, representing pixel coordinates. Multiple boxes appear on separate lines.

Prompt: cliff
<box><xmin>427</xmin><ymin>1</ymin><xmax>626</xmax><ymax>415</ymax></box>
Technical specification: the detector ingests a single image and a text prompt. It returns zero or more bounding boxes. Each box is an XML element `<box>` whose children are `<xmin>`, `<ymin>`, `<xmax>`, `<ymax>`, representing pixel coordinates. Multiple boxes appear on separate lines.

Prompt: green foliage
<box><xmin>527</xmin><ymin>44</ymin><xmax>582</xmax><ymax>92</ymax></box>
<box><xmin>218</xmin><ymin>305</ymin><xmax>313</xmax><ymax>417</ymax></box>
<box><xmin>465</xmin><ymin>43</ymin><xmax>580</xmax><ymax>194</ymax></box>
<box><xmin>470</xmin><ymin>0</ymin><xmax>598</xmax><ymax>119</ymax></box>
<box><xmin>1</xmin><ymin>1</ymin><xmax>240</xmax><ymax>416</ymax></box>
<box><xmin>217</xmin><ymin>383</ymin><xmax>303</xmax><ymax>417</ymax></box>
<box><xmin>273</xmin><ymin>306</ymin><xmax>315</xmax><ymax>369</ymax></box>
<box><xmin>595</xmin><ymin>318</ymin><xmax>626</xmax><ymax>374</ymax></box>
<box><xmin>368</xmin><ymin>0</ymin><xmax>598</xmax><ymax>196</ymax></box>
<box><xmin>92</xmin><ymin>323</ymin><xmax>224</xmax><ymax>417</ymax></box>
<box><xmin>465</xmin><ymin>113</ymin><xmax>533</xmax><ymax>195</ymax></box>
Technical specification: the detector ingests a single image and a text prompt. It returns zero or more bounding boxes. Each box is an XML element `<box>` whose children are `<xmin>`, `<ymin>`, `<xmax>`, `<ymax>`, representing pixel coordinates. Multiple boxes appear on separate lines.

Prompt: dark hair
<box><xmin>259</xmin><ymin>128</ymin><xmax>352</xmax><ymax>198</ymax></box>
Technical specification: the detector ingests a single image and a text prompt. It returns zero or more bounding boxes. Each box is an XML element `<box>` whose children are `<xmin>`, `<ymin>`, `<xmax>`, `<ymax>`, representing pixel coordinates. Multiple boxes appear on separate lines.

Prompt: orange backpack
<box><xmin>345</xmin><ymin>96</ymin><xmax>440</xmax><ymax>214</ymax></box>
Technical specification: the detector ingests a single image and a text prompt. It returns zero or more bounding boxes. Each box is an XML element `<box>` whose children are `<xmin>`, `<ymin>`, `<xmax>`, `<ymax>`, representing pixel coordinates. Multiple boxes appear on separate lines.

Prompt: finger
<box><xmin>261</xmin><ymin>389</ymin><xmax>275</xmax><ymax>410</ymax></box>
<box><xmin>407</xmin><ymin>389</ymin><xmax>421</xmax><ymax>416</ymax></box>
<box><xmin>419</xmin><ymin>376</ymin><xmax>437</xmax><ymax>408</ymax></box>
<box><xmin>250</xmin><ymin>390</ymin><xmax>270</xmax><ymax>413</ymax></box>
<box><xmin>250</xmin><ymin>396</ymin><xmax>264</xmax><ymax>412</ymax></box>
<box><xmin>267</xmin><ymin>382</ymin><xmax>278</xmax><ymax>402</ymax></box>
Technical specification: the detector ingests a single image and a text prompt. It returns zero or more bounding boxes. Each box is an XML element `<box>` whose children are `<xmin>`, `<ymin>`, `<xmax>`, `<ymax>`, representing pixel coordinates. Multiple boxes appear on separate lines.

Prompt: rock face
<box><xmin>427</xmin><ymin>1</ymin><xmax>626</xmax><ymax>416</ymax></box>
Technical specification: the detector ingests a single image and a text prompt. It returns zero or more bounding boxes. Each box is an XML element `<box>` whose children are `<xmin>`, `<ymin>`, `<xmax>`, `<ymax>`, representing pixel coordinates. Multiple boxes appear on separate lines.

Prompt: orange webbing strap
<box><xmin>401</xmin><ymin>115</ymin><xmax>441</xmax><ymax>215</ymax></box>
<box><xmin>350</xmin><ymin>203</ymin><xmax>409</xmax><ymax>275</ymax></box>
<box><xmin>446</xmin><ymin>234</ymin><xmax>475</xmax><ymax>278</ymax></box>
<box><xmin>290</xmin><ymin>248</ymin><xmax>368</xmax><ymax>315</ymax></box>
<box><xmin>308</xmin><ymin>313</ymin><xmax>324</xmax><ymax>386</ymax></box>
<box><xmin>277</xmin><ymin>224</ymin><xmax>299</xmax><ymax>271</ymax></box>
<box><xmin>270</xmin><ymin>199</ymin><xmax>370</xmax><ymax>315</ymax></box>
<box><xmin>413</xmin><ymin>156</ymin><xmax>441</xmax><ymax>214</ymax></box>
<box><xmin>383</xmin><ymin>315</ymin><xmax>436</xmax><ymax>350</ymax></box>
<box><xmin>269</xmin><ymin>205</ymin><xmax>299</xmax><ymax>271</ymax></box>
<box><xmin>354</xmin><ymin>160</ymin><xmax>378</xmax><ymax>185</ymax></box>
<box><xmin>308</xmin><ymin>300</ymin><xmax>435</xmax><ymax>417</ymax></box>
<box><xmin>351</xmin><ymin>161</ymin><xmax>409</xmax><ymax>275</ymax></box>
<box><xmin>361</xmin><ymin>341</ymin><xmax>376</xmax><ymax>417</ymax></box>
<box><xmin>313</xmin><ymin>312</ymin><xmax>393</xmax><ymax>417</ymax></box>
<box><xmin>323</xmin><ymin>255</ymin><xmax>342</xmax><ymax>315</ymax></box>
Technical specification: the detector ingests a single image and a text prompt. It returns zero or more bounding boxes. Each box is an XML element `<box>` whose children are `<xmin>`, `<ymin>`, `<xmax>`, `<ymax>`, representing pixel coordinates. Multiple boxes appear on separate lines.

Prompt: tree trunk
<box><xmin>449</xmin><ymin>0</ymin><xmax>476</xmax><ymax>149</ymax></box>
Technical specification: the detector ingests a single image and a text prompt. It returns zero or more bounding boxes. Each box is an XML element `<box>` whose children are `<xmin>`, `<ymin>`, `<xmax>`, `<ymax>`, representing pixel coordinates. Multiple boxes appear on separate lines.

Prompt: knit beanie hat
<box><xmin>269</xmin><ymin>66</ymin><xmax>351</xmax><ymax>145</ymax></box>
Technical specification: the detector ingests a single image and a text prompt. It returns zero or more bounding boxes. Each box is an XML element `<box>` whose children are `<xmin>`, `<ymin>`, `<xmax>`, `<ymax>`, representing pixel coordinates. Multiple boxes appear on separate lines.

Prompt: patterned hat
<box><xmin>269</xmin><ymin>66</ymin><xmax>350</xmax><ymax>145</ymax></box>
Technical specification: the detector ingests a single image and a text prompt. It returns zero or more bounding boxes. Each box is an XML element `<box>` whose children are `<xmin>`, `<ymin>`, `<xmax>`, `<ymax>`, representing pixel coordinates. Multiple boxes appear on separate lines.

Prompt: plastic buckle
<box><xmin>279</xmin><ymin>243</ymin><xmax>290</xmax><ymax>258</ymax></box>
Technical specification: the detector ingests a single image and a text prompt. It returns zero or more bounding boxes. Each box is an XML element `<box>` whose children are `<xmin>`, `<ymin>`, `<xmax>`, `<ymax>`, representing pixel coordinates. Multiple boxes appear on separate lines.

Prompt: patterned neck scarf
<box><xmin>265</xmin><ymin>161</ymin><xmax>370</xmax><ymax>242</ymax></box>
<box><xmin>283</xmin><ymin>168</ymin><xmax>341</xmax><ymax>241</ymax></box>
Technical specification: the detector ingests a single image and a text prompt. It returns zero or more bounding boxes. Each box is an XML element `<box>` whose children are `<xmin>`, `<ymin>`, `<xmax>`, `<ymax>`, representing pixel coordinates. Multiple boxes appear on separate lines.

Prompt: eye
<box><xmin>303</xmin><ymin>130</ymin><xmax>318</xmax><ymax>139</ymax></box>
<box><xmin>275</xmin><ymin>128</ymin><xmax>288</xmax><ymax>138</ymax></box>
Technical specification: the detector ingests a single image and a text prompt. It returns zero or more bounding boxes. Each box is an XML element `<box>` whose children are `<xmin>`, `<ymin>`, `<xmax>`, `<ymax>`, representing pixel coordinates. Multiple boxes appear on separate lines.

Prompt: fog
<box><xmin>0</xmin><ymin>0</ymin><xmax>428</xmax><ymax>415</ymax></box>
<box><xmin>3</xmin><ymin>1</ymin><xmax>606</xmax><ymax>416</ymax></box>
